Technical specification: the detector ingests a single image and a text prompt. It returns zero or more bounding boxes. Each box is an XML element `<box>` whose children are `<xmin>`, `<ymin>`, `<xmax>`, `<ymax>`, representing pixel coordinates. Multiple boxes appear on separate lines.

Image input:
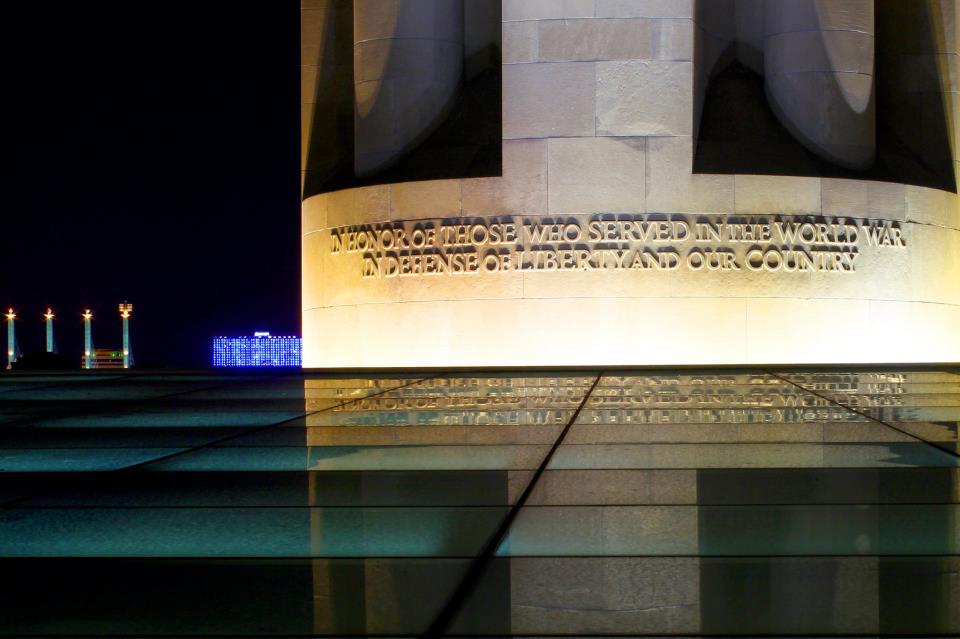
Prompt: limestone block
<box><xmin>824</xmin><ymin>74</ymin><xmax>875</xmax><ymax>146</ymax></box>
<box><xmin>765</xmin><ymin>30</ymin><xmax>874</xmax><ymax>75</ymax></box>
<box><xmin>502</xmin><ymin>0</ymin><xmax>595</xmax><ymax>21</ymax></box>
<box><xmin>735</xmin><ymin>0</ymin><xmax>765</xmax><ymax>73</ymax></box>
<box><xmin>462</xmin><ymin>424</ymin><xmax>564</xmax><ymax>445</ymax></box>
<box><xmin>553</xmin><ymin>442</ymin><xmax>829</xmax><ymax>469</ymax></box>
<box><xmin>316</xmin><ymin>230</ymin><xmax>401</xmax><ymax>308</ymax></box>
<box><xmin>325</xmin><ymin>184</ymin><xmax>391</xmax><ymax>227</ymax></box>
<box><xmin>745</xmin><ymin>298</ymin><xmax>871</xmax><ymax>363</ymax></box>
<box><xmin>303</xmin><ymin>297</ymin><xmax>751</xmax><ymax>368</ymax></box>
<box><xmin>866</xmin><ymin>300</ymin><xmax>960</xmax><ymax>363</ymax></box>
<box><xmin>505</xmin><ymin>505</ymin><xmax>697</xmax><ymax>555</ymax></box>
<box><xmin>503</xmin><ymin>62</ymin><xmax>596</xmax><ymax>138</ymax></box>
<box><xmin>646</xmin><ymin>136</ymin><xmax>734</xmax><ymax>213</ymax></box>
<box><xmin>603</xmin><ymin>506</ymin><xmax>698</xmax><ymax>553</ymax></box>
<box><xmin>821</xmin><ymin>423</ymin><xmax>913</xmax><ymax>443</ymax></box>
<box><xmin>953</xmin><ymin>96</ymin><xmax>960</xmax><ymax>155</ymax></box>
<box><xmin>734</xmin><ymin>175</ymin><xmax>821</xmax><ymax>215</ymax></box>
<box><xmin>548</xmin><ymin>137</ymin><xmax>646</xmax><ymax>214</ymax></box>
<box><xmin>765</xmin><ymin>71</ymin><xmax>875</xmax><ymax>168</ymax></box>
<box><xmin>520</xmin><ymin>265</ymin><xmax>673</xmax><ymax>300</ymax></box>
<box><xmin>353</xmin><ymin>0</ymin><xmax>464</xmax><ymax>40</ymax></box>
<box><xmin>821</xmin><ymin>179</ymin><xmax>906</xmax><ymax>220</ymax></box>
<box><xmin>462</xmin><ymin>139</ymin><xmax>548</xmax><ymax>215</ymax></box>
<box><xmin>595</xmin><ymin>0</ymin><xmax>694</xmax><ymax>18</ymax></box>
<box><xmin>390</xmin><ymin>179</ymin><xmax>461</xmax><ymax>220</ymax></box>
<box><xmin>872</xmin><ymin>181</ymin><xmax>909</xmax><ymax>220</ymax></box>
<box><xmin>939</xmin><ymin>0</ymin><xmax>959</xmax><ymax>53</ymax></box>
<box><xmin>538</xmin><ymin>18</ymin><xmax>693</xmax><ymax>62</ymax></box>
<box><xmin>821</xmin><ymin>179</ymin><xmax>868</xmax><ymax>217</ymax></box>
<box><xmin>525</xmin><ymin>469</ymin><xmax>698</xmax><ymax>504</ymax></box>
<box><xmin>354</xmin><ymin>38</ymin><xmax>460</xmax><ymax>84</ymax></box>
<box><xmin>303</xmin><ymin>288</ymin><xmax>960</xmax><ymax>367</ymax></box>
<box><xmin>353</xmin><ymin>0</ymin><xmax>463</xmax><ymax>174</ymax></box>
<box><xmin>510</xmin><ymin>557</ymin><xmax>700</xmax><ymax>634</ymax></box>
<box><xmin>763</xmin><ymin>1</ymin><xmax>876</xmax><ymax>169</ymax></box>
<box><xmin>905</xmin><ymin>185</ymin><xmax>960</xmax><ymax>229</ymax></box>
<box><xmin>354</xmin><ymin>55</ymin><xmax>462</xmax><ymax>170</ymax></box>
<box><xmin>763</xmin><ymin>0</ymin><xmax>874</xmax><ymax>35</ymax></box>
<box><xmin>300</xmin><ymin>7</ymin><xmax>328</xmax><ymax>65</ymax></box>
<box><xmin>301</xmin><ymin>66</ymin><xmax>318</xmax><ymax>104</ymax></box>
<box><xmin>507</xmin><ymin>470</ymin><xmax>537</xmax><ymax>503</ymax></box>
<box><xmin>300</xmin><ymin>104</ymin><xmax>316</xmax><ymax>169</ymax></box>
<box><xmin>502</xmin><ymin>21</ymin><xmax>538</xmax><ymax>64</ymax></box>
<box><xmin>302</xmin><ymin>230</ymin><xmax>326</xmax><ymax>312</ymax></box>
<box><xmin>908</xmin><ymin>223</ymin><xmax>960</xmax><ymax>306</ymax></box>
<box><xmin>394</xmin><ymin>255</ymin><xmax>524</xmax><ymax>304</ymax></box>
<box><xmin>583</xmin><ymin>298</ymin><xmax>747</xmax><ymax>365</ymax></box>
<box><xmin>597</xmin><ymin>61</ymin><xmax>693</xmax><ymax>136</ymax></box>
<box><xmin>307</xmin><ymin>424</ymin><xmax>562</xmax><ymax>446</ymax></box>
<box><xmin>352</xmin><ymin>0</ymin><xmax>394</xmax><ymax>41</ymax></box>
<box><xmin>302</xmin><ymin>194</ymin><xmax>328</xmax><ymax>233</ymax></box>
<box><xmin>569</xmin><ymin>422</ymin><xmax>778</xmax><ymax>444</ymax></box>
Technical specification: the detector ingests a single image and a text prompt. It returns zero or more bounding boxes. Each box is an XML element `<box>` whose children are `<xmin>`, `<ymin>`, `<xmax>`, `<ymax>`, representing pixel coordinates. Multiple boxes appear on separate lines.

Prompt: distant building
<box><xmin>212</xmin><ymin>333</ymin><xmax>301</xmax><ymax>368</ymax></box>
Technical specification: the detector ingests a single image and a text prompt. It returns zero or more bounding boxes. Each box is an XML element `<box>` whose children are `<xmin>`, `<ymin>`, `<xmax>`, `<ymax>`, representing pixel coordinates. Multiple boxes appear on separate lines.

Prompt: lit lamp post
<box><xmin>119</xmin><ymin>303</ymin><xmax>133</xmax><ymax>369</ymax></box>
<box><xmin>82</xmin><ymin>309</ymin><xmax>93</xmax><ymax>370</ymax></box>
<box><xmin>5</xmin><ymin>308</ymin><xmax>16</xmax><ymax>370</ymax></box>
<box><xmin>43</xmin><ymin>308</ymin><xmax>56</xmax><ymax>353</ymax></box>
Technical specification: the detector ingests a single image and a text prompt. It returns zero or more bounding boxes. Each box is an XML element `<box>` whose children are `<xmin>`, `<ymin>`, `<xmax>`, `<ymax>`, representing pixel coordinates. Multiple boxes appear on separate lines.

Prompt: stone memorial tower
<box><xmin>302</xmin><ymin>0</ymin><xmax>960</xmax><ymax>366</ymax></box>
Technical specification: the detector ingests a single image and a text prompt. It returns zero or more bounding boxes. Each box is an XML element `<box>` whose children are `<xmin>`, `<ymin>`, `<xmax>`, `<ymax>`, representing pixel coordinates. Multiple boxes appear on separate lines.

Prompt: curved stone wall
<box><xmin>353</xmin><ymin>0</ymin><xmax>464</xmax><ymax>175</ymax></box>
<box><xmin>764</xmin><ymin>0</ymin><xmax>876</xmax><ymax>169</ymax></box>
<box><xmin>302</xmin><ymin>0</ymin><xmax>960</xmax><ymax>367</ymax></box>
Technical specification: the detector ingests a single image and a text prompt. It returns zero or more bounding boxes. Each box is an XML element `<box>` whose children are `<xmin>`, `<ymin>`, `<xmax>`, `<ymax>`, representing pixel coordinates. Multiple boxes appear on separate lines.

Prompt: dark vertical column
<box><xmin>302</xmin><ymin>0</ymin><xmax>355</xmax><ymax>199</ymax></box>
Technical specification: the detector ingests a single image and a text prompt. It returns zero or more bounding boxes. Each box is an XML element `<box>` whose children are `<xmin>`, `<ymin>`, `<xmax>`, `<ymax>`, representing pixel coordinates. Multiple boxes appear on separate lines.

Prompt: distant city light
<box><xmin>212</xmin><ymin>334</ymin><xmax>302</xmax><ymax>368</ymax></box>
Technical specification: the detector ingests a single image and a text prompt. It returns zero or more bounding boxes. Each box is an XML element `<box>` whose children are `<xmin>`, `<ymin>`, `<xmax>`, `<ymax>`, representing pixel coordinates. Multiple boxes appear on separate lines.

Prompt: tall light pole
<box><xmin>119</xmin><ymin>303</ymin><xmax>133</xmax><ymax>369</ymax></box>
<box><xmin>5</xmin><ymin>308</ymin><xmax>16</xmax><ymax>370</ymax></box>
<box><xmin>82</xmin><ymin>309</ymin><xmax>93</xmax><ymax>370</ymax></box>
<box><xmin>44</xmin><ymin>308</ymin><xmax>56</xmax><ymax>353</ymax></box>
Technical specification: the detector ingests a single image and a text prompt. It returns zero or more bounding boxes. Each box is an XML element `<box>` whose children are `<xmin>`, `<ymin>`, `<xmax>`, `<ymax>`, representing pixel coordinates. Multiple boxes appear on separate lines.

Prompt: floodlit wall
<box><xmin>302</xmin><ymin>0</ymin><xmax>960</xmax><ymax>367</ymax></box>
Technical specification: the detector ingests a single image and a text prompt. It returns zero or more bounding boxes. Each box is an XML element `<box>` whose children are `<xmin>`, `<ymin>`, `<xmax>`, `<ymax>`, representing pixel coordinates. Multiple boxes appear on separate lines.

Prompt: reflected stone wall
<box><xmin>302</xmin><ymin>0</ymin><xmax>960</xmax><ymax>367</ymax></box>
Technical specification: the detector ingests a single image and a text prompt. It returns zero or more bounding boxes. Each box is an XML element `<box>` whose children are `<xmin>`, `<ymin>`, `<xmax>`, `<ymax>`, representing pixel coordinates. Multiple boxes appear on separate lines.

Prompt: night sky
<box><xmin>1</xmin><ymin>2</ymin><xmax>301</xmax><ymax>368</ymax></box>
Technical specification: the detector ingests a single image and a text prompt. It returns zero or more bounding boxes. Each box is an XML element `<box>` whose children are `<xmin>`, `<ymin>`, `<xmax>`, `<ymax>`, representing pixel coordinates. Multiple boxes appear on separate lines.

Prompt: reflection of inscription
<box><xmin>328</xmin><ymin>214</ymin><xmax>907</xmax><ymax>278</ymax></box>
<box><xmin>336</xmin><ymin>396</ymin><xmax>584</xmax><ymax>410</ymax></box>
<box><xmin>312</xmin><ymin>407</ymin><xmax>868</xmax><ymax>425</ymax></box>
<box><xmin>313</xmin><ymin>409</ymin><xmax>573</xmax><ymax>426</ymax></box>
<box><xmin>588</xmin><ymin>392</ymin><xmax>835</xmax><ymax>408</ymax></box>
<box><xmin>580</xmin><ymin>408</ymin><xmax>867</xmax><ymax>424</ymax></box>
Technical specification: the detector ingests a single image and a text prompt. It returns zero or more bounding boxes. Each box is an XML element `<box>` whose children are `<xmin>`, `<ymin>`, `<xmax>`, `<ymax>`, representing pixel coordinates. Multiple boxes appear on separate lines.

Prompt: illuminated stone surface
<box><xmin>302</xmin><ymin>0</ymin><xmax>960</xmax><ymax>368</ymax></box>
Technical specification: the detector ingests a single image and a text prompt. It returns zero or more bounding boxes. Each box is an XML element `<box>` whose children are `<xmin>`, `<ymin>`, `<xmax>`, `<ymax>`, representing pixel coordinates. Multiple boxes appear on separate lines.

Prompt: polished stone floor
<box><xmin>0</xmin><ymin>368</ymin><xmax>958</xmax><ymax>637</ymax></box>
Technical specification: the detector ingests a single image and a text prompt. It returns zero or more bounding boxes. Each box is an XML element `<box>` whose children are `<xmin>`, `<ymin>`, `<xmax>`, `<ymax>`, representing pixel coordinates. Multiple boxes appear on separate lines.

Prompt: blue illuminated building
<box><xmin>212</xmin><ymin>332</ymin><xmax>301</xmax><ymax>368</ymax></box>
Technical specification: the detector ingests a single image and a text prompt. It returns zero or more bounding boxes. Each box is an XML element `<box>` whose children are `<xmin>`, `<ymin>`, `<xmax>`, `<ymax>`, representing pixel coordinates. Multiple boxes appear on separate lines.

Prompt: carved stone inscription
<box><xmin>328</xmin><ymin>215</ymin><xmax>906</xmax><ymax>278</ymax></box>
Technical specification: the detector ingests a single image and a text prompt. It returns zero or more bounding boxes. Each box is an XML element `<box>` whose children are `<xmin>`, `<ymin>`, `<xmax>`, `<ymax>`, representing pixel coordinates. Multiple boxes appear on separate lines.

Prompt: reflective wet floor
<box><xmin>0</xmin><ymin>369</ymin><xmax>958</xmax><ymax>637</ymax></box>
